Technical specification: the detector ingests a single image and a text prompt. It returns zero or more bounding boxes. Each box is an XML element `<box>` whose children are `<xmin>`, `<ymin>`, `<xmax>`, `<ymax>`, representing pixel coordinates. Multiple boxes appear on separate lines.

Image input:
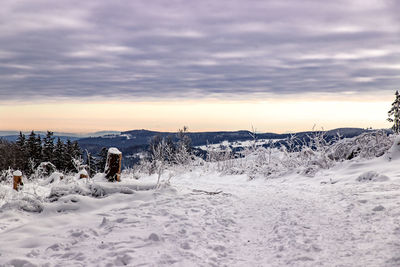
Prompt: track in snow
<box><xmin>1</xmin><ymin>173</ymin><xmax>400</xmax><ymax>266</ymax></box>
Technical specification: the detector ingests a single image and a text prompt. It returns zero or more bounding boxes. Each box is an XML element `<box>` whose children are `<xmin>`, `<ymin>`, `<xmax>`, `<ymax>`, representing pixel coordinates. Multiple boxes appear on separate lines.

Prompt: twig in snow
<box><xmin>192</xmin><ymin>189</ymin><xmax>223</xmax><ymax>195</ymax></box>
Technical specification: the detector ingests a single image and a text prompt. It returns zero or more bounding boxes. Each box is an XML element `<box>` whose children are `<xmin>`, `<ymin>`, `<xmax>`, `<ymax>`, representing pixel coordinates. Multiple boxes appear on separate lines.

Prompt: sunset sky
<box><xmin>0</xmin><ymin>0</ymin><xmax>399</xmax><ymax>133</ymax></box>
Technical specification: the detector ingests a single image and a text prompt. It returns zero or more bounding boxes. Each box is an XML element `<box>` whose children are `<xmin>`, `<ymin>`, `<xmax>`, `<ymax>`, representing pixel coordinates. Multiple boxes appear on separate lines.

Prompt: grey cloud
<box><xmin>0</xmin><ymin>0</ymin><xmax>399</xmax><ymax>101</ymax></box>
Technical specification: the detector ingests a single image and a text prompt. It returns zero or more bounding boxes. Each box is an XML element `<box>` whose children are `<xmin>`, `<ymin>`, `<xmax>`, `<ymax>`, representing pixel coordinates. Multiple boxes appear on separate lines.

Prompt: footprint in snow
<box><xmin>7</xmin><ymin>259</ymin><xmax>37</xmax><ymax>267</ymax></box>
<box><xmin>372</xmin><ymin>205</ymin><xmax>385</xmax><ymax>211</ymax></box>
<box><xmin>115</xmin><ymin>217</ymin><xmax>127</xmax><ymax>223</ymax></box>
<box><xmin>148</xmin><ymin>233</ymin><xmax>160</xmax><ymax>242</ymax></box>
<box><xmin>294</xmin><ymin>256</ymin><xmax>314</xmax><ymax>262</ymax></box>
<box><xmin>113</xmin><ymin>254</ymin><xmax>133</xmax><ymax>266</ymax></box>
<box><xmin>180</xmin><ymin>242</ymin><xmax>191</xmax><ymax>250</ymax></box>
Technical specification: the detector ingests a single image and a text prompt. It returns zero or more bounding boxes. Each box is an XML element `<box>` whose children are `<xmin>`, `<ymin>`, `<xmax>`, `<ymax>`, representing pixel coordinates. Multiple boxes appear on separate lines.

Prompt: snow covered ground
<box><xmin>1</xmin><ymin>154</ymin><xmax>400</xmax><ymax>266</ymax></box>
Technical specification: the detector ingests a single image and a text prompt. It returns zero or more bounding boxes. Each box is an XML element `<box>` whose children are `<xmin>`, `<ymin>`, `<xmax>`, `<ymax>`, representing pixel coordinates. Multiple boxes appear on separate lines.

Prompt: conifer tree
<box><xmin>64</xmin><ymin>139</ymin><xmax>75</xmax><ymax>171</ymax></box>
<box><xmin>42</xmin><ymin>131</ymin><xmax>55</xmax><ymax>163</ymax></box>
<box><xmin>15</xmin><ymin>132</ymin><xmax>28</xmax><ymax>173</ymax></box>
<box><xmin>27</xmin><ymin>131</ymin><xmax>36</xmax><ymax>154</ymax></box>
<box><xmin>16</xmin><ymin>132</ymin><xmax>26</xmax><ymax>148</ymax></box>
<box><xmin>62</xmin><ymin>140</ymin><xmax>82</xmax><ymax>172</ymax></box>
<box><xmin>96</xmin><ymin>147</ymin><xmax>108</xmax><ymax>172</ymax></box>
<box><xmin>72</xmin><ymin>141</ymin><xmax>82</xmax><ymax>159</ymax></box>
<box><xmin>388</xmin><ymin>90</ymin><xmax>400</xmax><ymax>134</ymax></box>
<box><xmin>35</xmin><ymin>135</ymin><xmax>43</xmax><ymax>163</ymax></box>
<box><xmin>27</xmin><ymin>131</ymin><xmax>38</xmax><ymax>162</ymax></box>
<box><xmin>85</xmin><ymin>152</ymin><xmax>97</xmax><ymax>177</ymax></box>
<box><xmin>53</xmin><ymin>137</ymin><xmax>65</xmax><ymax>171</ymax></box>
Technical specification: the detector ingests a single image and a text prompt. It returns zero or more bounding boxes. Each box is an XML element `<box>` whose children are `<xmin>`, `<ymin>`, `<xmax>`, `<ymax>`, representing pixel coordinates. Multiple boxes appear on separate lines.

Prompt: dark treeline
<box><xmin>0</xmin><ymin>131</ymin><xmax>107</xmax><ymax>177</ymax></box>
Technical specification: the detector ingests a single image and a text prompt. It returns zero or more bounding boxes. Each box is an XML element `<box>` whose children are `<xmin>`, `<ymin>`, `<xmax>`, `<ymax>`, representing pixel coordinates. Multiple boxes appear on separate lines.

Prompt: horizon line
<box><xmin>0</xmin><ymin>126</ymin><xmax>388</xmax><ymax>137</ymax></box>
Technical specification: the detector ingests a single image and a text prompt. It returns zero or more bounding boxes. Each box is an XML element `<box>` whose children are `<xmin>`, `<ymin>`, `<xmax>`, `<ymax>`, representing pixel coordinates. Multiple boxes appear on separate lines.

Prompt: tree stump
<box><xmin>13</xmin><ymin>170</ymin><xmax>23</xmax><ymax>191</ymax></box>
<box><xmin>105</xmin><ymin>147</ymin><xmax>122</xmax><ymax>182</ymax></box>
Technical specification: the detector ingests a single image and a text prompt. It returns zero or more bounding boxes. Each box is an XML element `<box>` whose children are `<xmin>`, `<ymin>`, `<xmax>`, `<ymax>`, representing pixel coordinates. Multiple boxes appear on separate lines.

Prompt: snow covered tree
<box><xmin>63</xmin><ymin>140</ymin><xmax>82</xmax><ymax>172</ymax></box>
<box><xmin>16</xmin><ymin>132</ymin><xmax>26</xmax><ymax>148</ymax></box>
<box><xmin>388</xmin><ymin>90</ymin><xmax>400</xmax><ymax>134</ymax></box>
<box><xmin>177</xmin><ymin>126</ymin><xmax>191</xmax><ymax>152</ymax></box>
<box><xmin>35</xmin><ymin>135</ymin><xmax>43</xmax><ymax>162</ymax></box>
<box><xmin>149</xmin><ymin>135</ymin><xmax>163</xmax><ymax>158</ymax></box>
<box><xmin>72</xmin><ymin>141</ymin><xmax>82</xmax><ymax>159</ymax></box>
<box><xmin>15</xmin><ymin>132</ymin><xmax>29</xmax><ymax>173</ymax></box>
<box><xmin>85</xmin><ymin>151</ymin><xmax>97</xmax><ymax>177</ymax></box>
<box><xmin>26</xmin><ymin>131</ymin><xmax>37</xmax><ymax>157</ymax></box>
<box><xmin>175</xmin><ymin>126</ymin><xmax>192</xmax><ymax>164</ymax></box>
<box><xmin>64</xmin><ymin>140</ymin><xmax>75</xmax><ymax>171</ymax></box>
<box><xmin>26</xmin><ymin>131</ymin><xmax>42</xmax><ymax>169</ymax></box>
<box><xmin>53</xmin><ymin>137</ymin><xmax>65</xmax><ymax>171</ymax></box>
<box><xmin>42</xmin><ymin>131</ymin><xmax>55</xmax><ymax>163</ymax></box>
<box><xmin>96</xmin><ymin>147</ymin><xmax>108</xmax><ymax>172</ymax></box>
<box><xmin>0</xmin><ymin>140</ymin><xmax>17</xmax><ymax>172</ymax></box>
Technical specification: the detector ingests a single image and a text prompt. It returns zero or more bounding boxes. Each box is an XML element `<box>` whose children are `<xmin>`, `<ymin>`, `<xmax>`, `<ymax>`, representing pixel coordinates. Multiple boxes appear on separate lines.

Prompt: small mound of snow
<box><xmin>1</xmin><ymin>195</ymin><xmax>43</xmax><ymax>213</ymax></box>
<box><xmin>47</xmin><ymin>182</ymin><xmax>140</xmax><ymax>201</ymax></box>
<box><xmin>13</xmin><ymin>170</ymin><xmax>22</xmax><ymax>176</ymax></box>
<box><xmin>108</xmin><ymin>147</ymin><xmax>121</xmax><ymax>155</ymax></box>
<box><xmin>79</xmin><ymin>169</ymin><xmax>88</xmax><ymax>176</ymax></box>
<box><xmin>48</xmin><ymin>184</ymin><xmax>91</xmax><ymax>202</ymax></box>
<box><xmin>7</xmin><ymin>259</ymin><xmax>36</xmax><ymax>267</ymax></box>
<box><xmin>356</xmin><ymin>171</ymin><xmax>389</xmax><ymax>182</ymax></box>
<box><xmin>386</xmin><ymin>135</ymin><xmax>400</xmax><ymax>161</ymax></box>
<box><xmin>40</xmin><ymin>172</ymin><xmax>64</xmax><ymax>186</ymax></box>
<box><xmin>88</xmin><ymin>183</ymin><xmax>135</xmax><ymax>197</ymax></box>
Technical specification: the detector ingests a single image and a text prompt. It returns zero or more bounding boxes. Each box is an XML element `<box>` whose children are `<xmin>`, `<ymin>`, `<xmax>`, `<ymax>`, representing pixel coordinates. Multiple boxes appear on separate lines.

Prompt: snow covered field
<box><xmin>1</xmin><ymin>141</ymin><xmax>400</xmax><ymax>266</ymax></box>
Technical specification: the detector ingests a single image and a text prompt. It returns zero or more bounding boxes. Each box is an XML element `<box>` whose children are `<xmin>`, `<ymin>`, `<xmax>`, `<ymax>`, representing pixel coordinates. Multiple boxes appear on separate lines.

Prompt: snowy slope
<box><xmin>1</xmin><ymin>155</ymin><xmax>400</xmax><ymax>266</ymax></box>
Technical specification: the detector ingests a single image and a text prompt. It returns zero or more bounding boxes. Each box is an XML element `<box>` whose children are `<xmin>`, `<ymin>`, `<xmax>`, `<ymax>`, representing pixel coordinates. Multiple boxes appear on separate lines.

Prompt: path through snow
<box><xmin>1</xmin><ymin>168</ymin><xmax>400</xmax><ymax>266</ymax></box>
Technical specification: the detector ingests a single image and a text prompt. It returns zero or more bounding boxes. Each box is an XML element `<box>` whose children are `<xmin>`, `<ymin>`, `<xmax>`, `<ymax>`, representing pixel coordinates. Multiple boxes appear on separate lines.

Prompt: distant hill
<box><xmin>0</xmin><ymin>130</ymin><xmax>121</xmax><ymax>142</ymax></box>
<box><xmin>77</xmin><ymin>127</ymin><xmax>376</xmax><ymax>156</ymax></box>
<box><xmin>0</xmin><ymin>134</ymin><xmax>81</xmax><ymax>143</ymax></box>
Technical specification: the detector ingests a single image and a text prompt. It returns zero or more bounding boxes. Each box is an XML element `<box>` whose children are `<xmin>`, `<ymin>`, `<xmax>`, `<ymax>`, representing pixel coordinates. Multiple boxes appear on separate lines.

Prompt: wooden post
<box><xmin>13</xmin><ymin>170</ymin><xmax>23</xmax><ymax>191</ymax></box>
<box><xmin>105</xmin><ymin>147</ymin><xmax>122</xmax><ymax>182</ymax></box>
<box><xmin>79</xmin><ymin>169</ymin><xmax>89</xmax><ymax>179</ymax></box>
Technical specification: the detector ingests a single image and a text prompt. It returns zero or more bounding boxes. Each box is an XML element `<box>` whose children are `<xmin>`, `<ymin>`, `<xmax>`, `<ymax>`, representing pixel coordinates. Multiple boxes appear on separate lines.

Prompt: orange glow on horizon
<box><xmin>0</xmin><ymin>96</ymin><xmax>393</xmax><ymax>134</ymax></box>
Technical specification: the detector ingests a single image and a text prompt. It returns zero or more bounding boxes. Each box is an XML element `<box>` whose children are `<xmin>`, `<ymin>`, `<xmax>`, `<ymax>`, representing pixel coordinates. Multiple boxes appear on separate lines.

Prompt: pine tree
<box><xmin>27</xmin><ymin>131</ymin><xmax>38</xmax><ymax>162</ymax></box>
<box><xmin>85</xmin><ymin>152</ymin><xmax>97</xmax><ymax>177</ymax></box>
<box><xmin>96</xmin><ymin>147</ymin><xmax>108</xmax><ymax>172</ymax></box>
<box><xmin>15</xmin><ymin>132</ymin><xmax>28</xmax><ymax>172</ymax></box>
<box><xmin>42</xmin><ymin>131</ymin><xmax>55</xmax><ymax>163</ymax></box>
<box><xmin>16</xmin><ymin>132</ymin><xmax>26</xmax><ymax>148</ymax></box>
<box><xmin>35</xmin><ymin>135</ymin><xmax>43</xmax><ymax>163</ymax></box>
<box><xmin>72</xmin><ymin>141</ymin><xmax>82</xmax><ymax>159</ymax></box>
<box><xmin>53</xmin><ymin>137</ymin><xmax>65</xmax><ymax>171</ymax></box>
<box><xmin>64</xmin><ymin>139</ymin><xmax>75</xmax><ymax>171</ymax></box>
<box><xmin>388</xmin><ymin>90</ymin><xmax>400</xmax><ymax>134</ymax></box>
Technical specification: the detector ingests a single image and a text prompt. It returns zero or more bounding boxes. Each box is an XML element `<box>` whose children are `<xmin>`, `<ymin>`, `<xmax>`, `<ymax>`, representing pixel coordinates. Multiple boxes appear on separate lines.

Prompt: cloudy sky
<box><xmin>0</xmin><ymin>0</ymin><xmax>399</xmax><ymax>133</ymax></box>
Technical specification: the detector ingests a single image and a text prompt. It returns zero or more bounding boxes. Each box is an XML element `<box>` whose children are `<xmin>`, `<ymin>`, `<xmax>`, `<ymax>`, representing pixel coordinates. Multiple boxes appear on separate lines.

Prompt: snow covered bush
<box><xmin>357</xmin><ymin>171</ymin><xmax>389</xmax><ymax>182</ymax></box>
<box><xmin>327</xmin><ymin>130</ymin><xmax>393</xmax><ymax>161</ymax></box>
<box><xmin>1</xmin><ymin>194</ymin><xmax>44</xmax><ymax>213</ymax></box>
<box><xmin>33</xmin><ymin>162</ymin><xmax>57</xmax><ymax>179</ymax></box>
<box><xmin>203</xmin><ymin>130</ymin><xmax>395</xmax><ymax>179</ymax></box>
<box><xmin>385</xmin><ymin>134</ymin><xmax>400</xmax><ymax>161</ymax></box>
<box><xmin>0</xmin><ymin>168</ymin><xmax>14</xmax><ymax>183</ymax></box>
